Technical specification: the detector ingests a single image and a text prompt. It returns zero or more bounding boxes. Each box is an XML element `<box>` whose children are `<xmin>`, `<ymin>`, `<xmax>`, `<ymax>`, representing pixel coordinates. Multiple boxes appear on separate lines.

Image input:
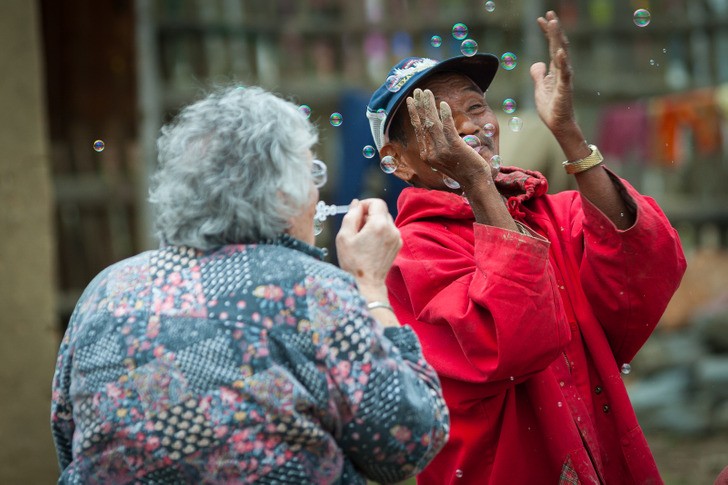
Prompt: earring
<box><xmin>380</xmin><ymin>155</ymin><xmax>397</xmax><ymax>174</ymax></box>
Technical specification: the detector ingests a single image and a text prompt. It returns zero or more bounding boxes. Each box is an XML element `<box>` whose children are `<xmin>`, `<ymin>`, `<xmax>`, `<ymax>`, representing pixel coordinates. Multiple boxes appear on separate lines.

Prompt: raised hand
<box><xmin>336</xmin><ymin>199</ymin><xmax>401</xmax><ymax>293</ymax></box>
<box><xmin>406</xmin><ymin>88</ymin><xmax>492</xmax><ymax>187</ymax></box>
<box><xmin>529</xmin><ymin>10</ymin><xmax>578</xmax><ymax>139</ymax></box>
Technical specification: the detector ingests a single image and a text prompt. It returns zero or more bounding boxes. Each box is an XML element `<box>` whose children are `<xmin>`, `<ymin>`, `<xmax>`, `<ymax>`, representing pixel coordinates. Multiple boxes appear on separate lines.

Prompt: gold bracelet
<box><xmin>562</xmin><ymin>144</ymin><xmax>604</xmax><ymax>174</ymax></box>
<box><xmin>366</xmin><ymin>301</ymin><xmax>394</xmax><ymax>313</ymax></box>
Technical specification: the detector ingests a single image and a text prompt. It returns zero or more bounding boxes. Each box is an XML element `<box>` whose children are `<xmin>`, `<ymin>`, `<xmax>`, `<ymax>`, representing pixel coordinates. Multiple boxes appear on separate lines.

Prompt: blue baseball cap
<box><xmin>366</xmin><ymin>54</ymin><xmax>500</xmax><ymax>152</ymax></box>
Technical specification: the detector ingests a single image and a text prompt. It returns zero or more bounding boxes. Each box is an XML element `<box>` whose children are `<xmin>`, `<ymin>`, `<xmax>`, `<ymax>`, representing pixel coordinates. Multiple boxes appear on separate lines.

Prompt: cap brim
<box><xmin>384</xmin><ymin>53</ymin><xmax>500</xmax><ymax>136</ymax></box>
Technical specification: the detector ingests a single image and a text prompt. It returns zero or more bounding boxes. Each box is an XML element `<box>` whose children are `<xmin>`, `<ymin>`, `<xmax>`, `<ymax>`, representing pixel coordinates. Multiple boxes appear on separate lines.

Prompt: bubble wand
<box><xmin>314</xmin><ymin>201</ymin><xmax>350</xmax><ymax>236</ymax></box>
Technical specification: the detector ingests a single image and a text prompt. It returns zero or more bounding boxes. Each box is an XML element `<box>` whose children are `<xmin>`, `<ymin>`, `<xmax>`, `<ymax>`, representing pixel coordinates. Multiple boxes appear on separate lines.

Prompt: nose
<box><xmin>453</xmin><ymin>112</ymin><xmax>481</xmax><ymax>137</ymax></box>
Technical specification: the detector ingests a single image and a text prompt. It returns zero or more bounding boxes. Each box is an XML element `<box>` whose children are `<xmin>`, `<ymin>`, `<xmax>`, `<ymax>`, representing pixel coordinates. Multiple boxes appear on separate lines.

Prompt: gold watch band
<box><xmin>562</xmin><ymin>144</ymin><xmax>604</xmax><ymax>174</ymax></box>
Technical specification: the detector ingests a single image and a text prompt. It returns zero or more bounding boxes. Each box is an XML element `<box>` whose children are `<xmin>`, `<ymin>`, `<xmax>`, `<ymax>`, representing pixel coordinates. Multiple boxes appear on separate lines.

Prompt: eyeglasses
<box><xmin>311</xmin><ymin>159</ymin><xmax>328</xmax><ymax>188</ymax></box>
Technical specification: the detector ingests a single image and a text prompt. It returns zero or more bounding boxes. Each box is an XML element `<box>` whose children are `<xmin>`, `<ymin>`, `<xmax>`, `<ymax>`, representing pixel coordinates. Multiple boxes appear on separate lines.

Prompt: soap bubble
<box><xmin>380</xmin><ymin>155</ymin><xmax>396</xmax><ymax>174</ymax></box>
<box><xmin>455</xmin><ymin>470</ymin><xmax>464</xmax><ymax>478</ymax></box>
<box><xmin>430</xmin><ymin>35</ymin><xmax>442</xmax><ymax>48</ymax></box>
<box><xmin>385</xmin><ymin>74</ymin><xmax>402</xmax><ymax>92</ymax></box>
<box><xmin>500</xmin><ymin>52</ymin><xmax>517</xmax><ymax>70</ymax></box>
<box><xmin>329</xmin><ymin>112</ymin><xmax>343</xmax><ymax>126</ymax></box>
<box><xmin>452</xmin><ymin>23</ymin><xmax>468</xmax><ymax>40</ymax></box>
<box><xmin>633</xmin><ymin>9</ymin><xmax>651</xmax><ymax>27</ymax></box>
<box><xmin>485</xmin><ymin>1</ymin><xmax>496</xmax><ymax>13</ymax></box>
<box><xmin>362</xmin><ymin>145</ymin><xmax>376</xmax><ymax>158</ymax></box>
<box><xmin>490</xmin><ymin>155</ymin><xmax>502</xmax><ymax>170</ymax></box>
<box><xmin>443</xmin><ymin>175</ymin><xmax>461</xmax><ymax>189</ymax></box>
<box><xmin>314</xmin><ymin>218</ymin><xmax>323</xmax><ymax>236</ymax></box>
<box><xmin>483</xmin><ymin>123</ymin><xmax>495</xmax><ymax>137</ymax></box>
<box><xmin>509</xmin><ymin>116</ymin><xmax>523</xmax><ymax>132</ymax></box>
<box><xmin>93</xmin><ymin>140</ymin><xmax>105</xmax><ymax>152</ymax></box>
<box><xmin>502</xmin><ymin>98</ymin><xmax>517</xmax><ymax>114</ymax></box>
<box><xmin>299</xmin><ymin>105</ymin><xmax>312</xmax><ymax>119</ymax></box>
<box><xmin>460</xmin><ymin>39</ymin><xmax>478</xmax><ymax>57</ymax></box>
<box><xmin>621</xmin><ymin>363</ymin><xmax>632</xmax><ymax>375</ymax></box>
<box><xmin>463</xmin><ymin>135</ymin><xmax>480</xmax><ymax>149</ymax></box>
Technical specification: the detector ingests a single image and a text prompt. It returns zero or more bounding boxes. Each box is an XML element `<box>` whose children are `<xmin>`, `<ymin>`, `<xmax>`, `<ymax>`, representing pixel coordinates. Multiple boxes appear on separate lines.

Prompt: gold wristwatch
<box><xmin>562</xmin><ymin>144</ymin><xmax>604</xmax><ymax>174</ymax></box>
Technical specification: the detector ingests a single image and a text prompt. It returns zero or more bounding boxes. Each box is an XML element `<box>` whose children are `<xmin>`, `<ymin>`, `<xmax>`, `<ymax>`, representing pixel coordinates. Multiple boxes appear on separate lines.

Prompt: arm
<box><xmin>575</xmin><ymin>176</ymin><xmax>687</xmax><ymax>363</ymax></box>
<box><xmin>529</xmin><ymin>10</ymin><xmax>687</xmax><ymax>360</ymax></box>
<box><xmin>530</xmin><ymin>10</ymin><xmax>633</xmax><ymax>229</ymax></box>
<box><xmin>388</xmin><ymin>219</ymin><xmax>570</xmax><ymax>399</ymax></box>
<box><xmin>332</xmin><ymin>198</ymin><xmax>449</xmax><ymax>481</ymax></box>
<box><xmin>336</xmin><ymin>198</ymin><xmax>402</xmax><ymax>328</ymax></box>
<box><xmin>311</xmin><ymin>275</ymin><xmax>449</xmax><ymax>483</ymax></box>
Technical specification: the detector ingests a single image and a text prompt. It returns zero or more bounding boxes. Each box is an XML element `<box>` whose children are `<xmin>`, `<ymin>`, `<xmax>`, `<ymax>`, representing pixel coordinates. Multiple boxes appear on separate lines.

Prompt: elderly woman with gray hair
<box><xmin>51</xmin><ymin>86</ymin><xmax>449</xmax><ymax>484</ymax></box>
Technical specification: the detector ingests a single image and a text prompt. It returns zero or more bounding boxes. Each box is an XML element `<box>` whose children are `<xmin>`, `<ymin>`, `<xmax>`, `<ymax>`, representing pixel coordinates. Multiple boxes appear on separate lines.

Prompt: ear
<box><xmin>380</xmin><ymin>143</ymin><xmax>415</xmax><ymax>183</ymax></box>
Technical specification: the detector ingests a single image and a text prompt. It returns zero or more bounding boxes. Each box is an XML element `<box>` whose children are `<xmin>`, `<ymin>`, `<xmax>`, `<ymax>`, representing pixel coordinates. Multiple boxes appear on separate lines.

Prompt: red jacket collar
<box><xmin>395</xmin><ymin>165</ymin><xmax>549</xmax><ymax>225</ymax></box>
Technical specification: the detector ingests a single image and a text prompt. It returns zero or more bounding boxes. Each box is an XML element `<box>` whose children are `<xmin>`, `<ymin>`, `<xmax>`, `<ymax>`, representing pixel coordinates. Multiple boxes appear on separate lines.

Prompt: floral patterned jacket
<box><xmin>51</xmin><ymin>236</ymin><xmax>449</xmax><ymax>484</ymax></box>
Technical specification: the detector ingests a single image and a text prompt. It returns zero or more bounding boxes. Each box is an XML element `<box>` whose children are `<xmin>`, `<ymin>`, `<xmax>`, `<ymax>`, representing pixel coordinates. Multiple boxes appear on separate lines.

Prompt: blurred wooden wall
<box><xmin>0</xmin><ymin>1</ymin><xmax>59</xmax><ymax>482</ymax></box>
<box><xmin>40</xmin><ymin>0</ymin><xmax>141</xmax><ymax>330</ymax></box>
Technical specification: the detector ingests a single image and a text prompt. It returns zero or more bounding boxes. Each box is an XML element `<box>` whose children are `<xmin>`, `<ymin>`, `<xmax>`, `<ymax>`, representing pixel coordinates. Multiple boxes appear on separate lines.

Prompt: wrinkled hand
<box><xmin>336</xmin><ymin>199</ymin><xmax>402</xmax><ymax>293</ymax></box>
<box><xmin>407</xmin><ymin>88</ymin><xmax>492</xmax><ymax>187</ymax></box>
<box><xmin>530</xmin><ymin>10</ymin><xmax>578</xmax><ymax>138</ymax></box>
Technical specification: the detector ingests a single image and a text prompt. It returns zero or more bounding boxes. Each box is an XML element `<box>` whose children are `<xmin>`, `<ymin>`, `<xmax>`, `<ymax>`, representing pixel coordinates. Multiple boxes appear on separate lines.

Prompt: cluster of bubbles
<box><xmin>500</xmin><ymin>52</ymin><xmax>517</xmax><ymax>70</ymax></box>
<box><xmin>633</xmin><ymin>9</ymin><xmax>651</xmax><ymax>27</ymax></box>
<box><xmin>509</xmin><ymin>117</ymin><xmax>523</xmax><ymax>132</ymax></box>
<box><xmin>502</xmin><ymin>98</ymin><xmax>517</xmax><ymax>114</ymax></box>
<box><xmin>93</xmin><ymin>140</ymin><xmax>105</xmax><ymax>152</ymax></box>
<box><xmin>298</xmin><ymin>105</ymin><xmax>343</xmax><ymax>128</ymax></box>
<box><xmin>484</xmin><ymin>1</ymin><xmax>496</xmax><ymax>13</ymax></box>
<box><xmin>452</xmin><ymin>23</ymin><xmax>468</xmax><ymax>40</ymax></box>
<box><xmin>460</xmin><ymin>39</ymin><xmax>478</xmax><ymax>57</ymax></box>
<box><xmin>329</xmin><ymin>112</ymin><xmax>343</xmax><ymax>126</ymax></box>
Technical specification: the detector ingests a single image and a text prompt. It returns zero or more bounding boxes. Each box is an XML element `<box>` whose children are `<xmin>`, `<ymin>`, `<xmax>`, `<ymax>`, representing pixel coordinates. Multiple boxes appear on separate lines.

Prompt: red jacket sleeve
<box><xmin>576</xmin><ymin>173</ymin><xmax>687</xmax><ymax>365</ymax></box>
<box><xmin>387</xmin><ymin>221</ymin><xmax>571</xmax><ymax>400</ymax></box>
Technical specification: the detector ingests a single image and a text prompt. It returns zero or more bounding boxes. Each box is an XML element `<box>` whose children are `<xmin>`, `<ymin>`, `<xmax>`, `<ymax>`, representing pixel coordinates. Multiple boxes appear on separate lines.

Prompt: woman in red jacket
<box><xmin>364</xmin><ymin>10</ymin><xmax>686</xmax><ymax>484</ymax></box>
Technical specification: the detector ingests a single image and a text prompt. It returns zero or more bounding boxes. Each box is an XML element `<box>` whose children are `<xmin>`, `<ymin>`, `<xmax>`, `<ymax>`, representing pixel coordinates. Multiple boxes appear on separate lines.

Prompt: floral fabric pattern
<box><xmin>51</xmin><ymin>236</ymin><xmax>449</xmax><ymax>484</ymax></box>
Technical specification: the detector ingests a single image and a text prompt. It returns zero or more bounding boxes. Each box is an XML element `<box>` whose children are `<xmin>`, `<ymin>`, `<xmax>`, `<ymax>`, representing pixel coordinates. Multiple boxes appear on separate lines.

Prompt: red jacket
<box><xmin>387</xmin><ymin>167</ymin><xmax>686</xmax><ymax>484</ymax></box>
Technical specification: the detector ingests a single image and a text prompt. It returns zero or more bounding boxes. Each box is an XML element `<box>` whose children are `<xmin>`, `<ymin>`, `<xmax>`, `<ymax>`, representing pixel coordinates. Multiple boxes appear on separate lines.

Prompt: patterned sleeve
<box><xmin>50</xmin><ymin>328</ymin><xmax>75</xmax><ymax>470</ymax></box>
<box><xmin>307</xmin><ymin>274</ymin><xmax>450</xmax><ymax>483</ymax></box>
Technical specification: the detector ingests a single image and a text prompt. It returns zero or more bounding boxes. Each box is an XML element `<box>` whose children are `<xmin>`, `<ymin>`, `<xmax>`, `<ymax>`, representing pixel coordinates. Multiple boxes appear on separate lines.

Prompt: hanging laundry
<box><xmin>650</xmin><ymin>89</ymin><xmax>722</xmax><ymax>166</ymax></box>
<box><xmin>596</xmin><ymin>101</ymin><xmax>651</xmax><ymax>164</ymax></box>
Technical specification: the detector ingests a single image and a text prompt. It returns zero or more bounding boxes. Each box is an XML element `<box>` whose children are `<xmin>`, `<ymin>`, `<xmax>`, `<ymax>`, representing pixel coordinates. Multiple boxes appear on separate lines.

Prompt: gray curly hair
<box><xmin>149</xmin><ymin>85</ymin><xmax>318</xmax><ymax>249</ymax></box>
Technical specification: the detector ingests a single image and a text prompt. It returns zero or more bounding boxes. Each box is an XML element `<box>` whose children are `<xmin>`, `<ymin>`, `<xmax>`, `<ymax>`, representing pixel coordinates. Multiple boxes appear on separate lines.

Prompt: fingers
<box><xmin>530</xmin><ymin>61</ymin><xmax>547</xmax><ymax>84</ymax></box>
<box><xmin>338</xmin><ymin>199</ymin><xmax>363</xmax><ymax>235</ymax></box>
<box><xmin>555</xmin><ymin>48</ymin><xmax>572</xmax><ymax>83</ymax></box>
<box><xmin>407</xmin><ymin>88</ymin><xmax>445</xmax><ymax>162</ymax></box>
<box><xmin>406</xmin><ymin>93</ymin><xmax>429</xmax><ymax>161</ymax></box>
<box><xmin>538</xmin><ymin>10</ymin><xmax>570</xmax><ymax>72</ymax></box>
<box><xmin>416</xmin><ymin>89</ymin><xmax>441</xmax><ymax>132</ymax></box>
